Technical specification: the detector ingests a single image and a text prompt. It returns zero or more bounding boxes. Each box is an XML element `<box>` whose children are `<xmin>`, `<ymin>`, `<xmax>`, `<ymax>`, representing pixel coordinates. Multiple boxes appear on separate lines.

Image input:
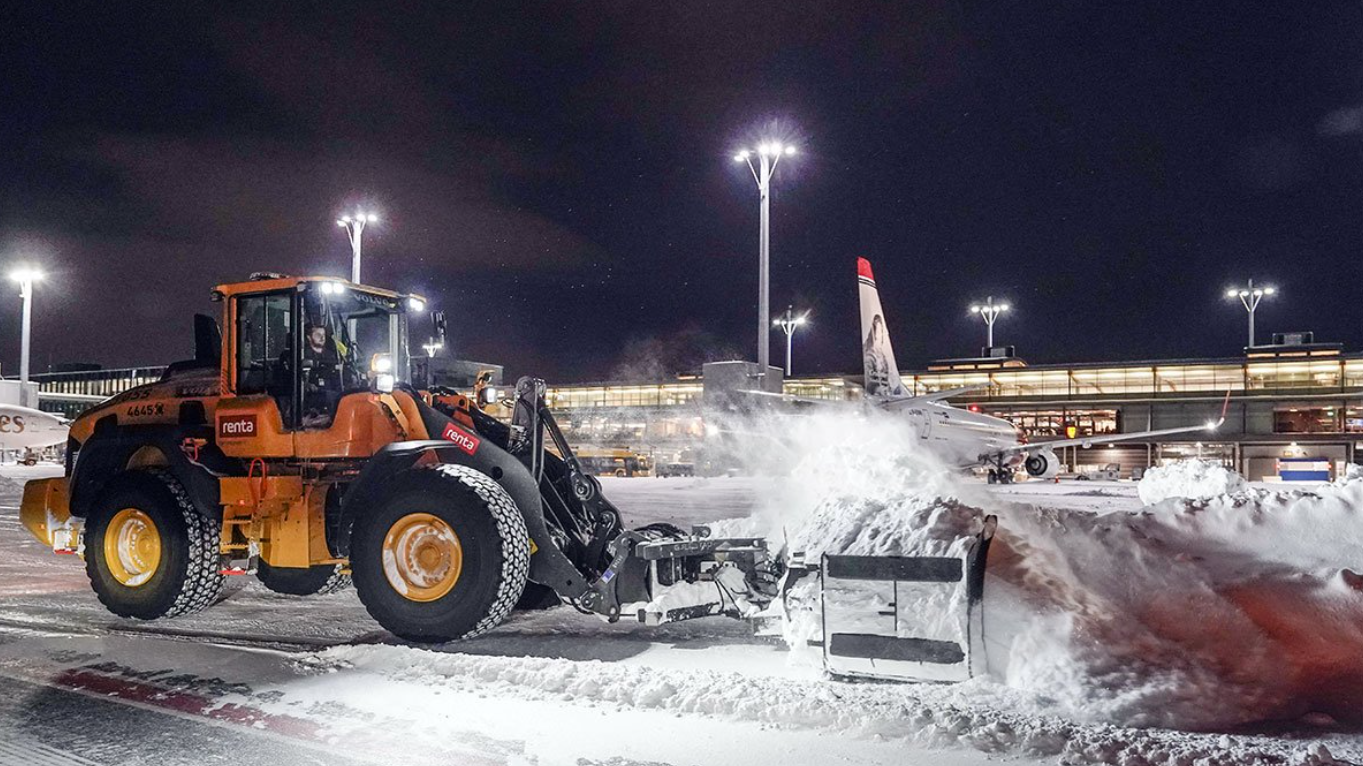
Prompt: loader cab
<box><xmin>214</xmin><ymin>276</ymin><xmax>425</xmax><ymax>456</ymax></box>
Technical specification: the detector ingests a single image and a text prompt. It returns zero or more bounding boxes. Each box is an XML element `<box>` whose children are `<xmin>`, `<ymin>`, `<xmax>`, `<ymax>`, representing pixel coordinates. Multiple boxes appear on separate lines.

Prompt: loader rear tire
<box><xmin>351</xmin><ymin>465</ymin><xmax>529</xmax><ymax>642</ymax></box>
<box><xmin>85</xmin><ymin>470</ymin><xmax>224</xmax><ymax>620</ymax></box>
<box><xmin>256</xmin><ymin>562</ymin><xmax>351</xmax><ymax>596</ymax></box>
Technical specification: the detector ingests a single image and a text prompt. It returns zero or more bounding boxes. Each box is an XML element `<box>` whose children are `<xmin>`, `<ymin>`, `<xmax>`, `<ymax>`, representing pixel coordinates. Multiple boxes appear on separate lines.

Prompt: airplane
<box><xmin>856</xmin><ymin>257</ymin><xmax>1227</xmax><ymax>482</ymax></box>
<box><xmin>0</xmin><ymin>403</ymin><xmax>70</xmax><ymax>460</ymax></box>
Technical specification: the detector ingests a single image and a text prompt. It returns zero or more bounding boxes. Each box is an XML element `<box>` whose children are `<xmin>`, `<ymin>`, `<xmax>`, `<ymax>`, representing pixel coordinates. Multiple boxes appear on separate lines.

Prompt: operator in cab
<box><xmin>301</xmin><ymin>323</ymin><xmax>343</xmax><ymax>427</ymax></box>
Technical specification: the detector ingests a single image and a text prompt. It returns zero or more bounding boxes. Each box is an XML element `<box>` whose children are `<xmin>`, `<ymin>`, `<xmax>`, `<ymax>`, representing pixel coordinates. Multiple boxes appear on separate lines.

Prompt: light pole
<box><xmin>734</xmin><ymin>141</ymin><xmax>797</xmax><ymax>377</ymax></box>
<box><xmin>1224</xmin><ymin>279</ymin><xmax>1276</xmax><ymax>348</ymax></box>
<box><xmin>336</xmin><ymin>211</ymin><xmax>378</xmax><ymax>283</ymax></box>
<box><xmin>9</xmin><ymin>267</ymin><xmax>42</xmax><ymax>406</ymax></box>
<box><xmin>968</xmin><ymin>296</ymin><xmax>1010</xmax><ymax>349</ymax></box>
<box><xmin>772</xmin><ymin>305</ymin><xmax>810</xmax><ymax>377</ymax></box>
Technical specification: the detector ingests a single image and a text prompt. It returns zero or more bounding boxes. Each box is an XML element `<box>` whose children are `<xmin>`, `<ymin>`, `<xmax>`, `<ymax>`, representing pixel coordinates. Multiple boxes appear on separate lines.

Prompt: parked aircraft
<box><xmin>0</xmin><ymin>403</ymin><xmax>69</xmax><ymax>457</ymax></box>
<box><xmin>856</xmin><ymin>257</ymin><xmax>1226</xmax><ymax>482</ymax></box>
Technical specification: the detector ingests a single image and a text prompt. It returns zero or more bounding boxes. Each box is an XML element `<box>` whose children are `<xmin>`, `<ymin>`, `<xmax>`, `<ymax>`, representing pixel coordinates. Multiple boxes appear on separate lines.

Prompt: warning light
<box><xmin>968</xmin><ymin>404</ymin><xmax>981</xmax><ymax>413</ymax></box>
<box><xmin>1064</xmin><ymin>424</ymin><xmax>1078</xmax><ymax>439</ymax></box>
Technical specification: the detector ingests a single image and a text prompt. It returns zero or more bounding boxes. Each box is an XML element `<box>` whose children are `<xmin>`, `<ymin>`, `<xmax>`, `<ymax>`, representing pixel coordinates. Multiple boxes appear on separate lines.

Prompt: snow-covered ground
<box><xmin>0</xmin><ymin>461</ymin><xmax>1358</xmax><ymax>766</ymax></box>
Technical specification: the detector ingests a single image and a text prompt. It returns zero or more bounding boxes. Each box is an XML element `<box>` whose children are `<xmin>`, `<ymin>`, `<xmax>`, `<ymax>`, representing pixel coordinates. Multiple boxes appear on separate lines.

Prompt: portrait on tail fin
<box><xmin>857</xmin><ymin>257</ymin><xmax>906</xmax><ymax>398</ymax></box>
<box><xmin>863</xmin><ymin>314</ymin><xmax>896</xmax><ymax>397</ymax></box>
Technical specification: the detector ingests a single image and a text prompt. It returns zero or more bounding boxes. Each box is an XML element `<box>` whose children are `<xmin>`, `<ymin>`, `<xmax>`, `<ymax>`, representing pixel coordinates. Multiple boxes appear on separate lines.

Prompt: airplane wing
<box><xmin>999</xmin><ymin>391</ymin><xmax>1232</xmax><ymax>456</ymax></box>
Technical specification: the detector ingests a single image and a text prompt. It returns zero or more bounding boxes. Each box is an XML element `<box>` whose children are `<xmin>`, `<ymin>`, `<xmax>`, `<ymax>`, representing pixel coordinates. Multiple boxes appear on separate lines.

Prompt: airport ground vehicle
<box><xmin>1075</xmin><ymin>463</ymin><xmax>1122</xmax><ymax>481</ymax></box>
<box><xmin>19</xmin><ymin>274</ymin><xmax>777</xmax><ymax>641</ymax></box>
<box><xmin>574</xmin><ymin>448</ymin><xmax>652</xmax><ymax>477</ymax></box>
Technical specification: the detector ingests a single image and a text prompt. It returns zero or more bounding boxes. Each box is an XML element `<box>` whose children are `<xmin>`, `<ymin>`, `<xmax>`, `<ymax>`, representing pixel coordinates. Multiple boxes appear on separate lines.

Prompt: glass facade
<box><xmin>33</xmin><ymin>367</ymin><xmax>168</xmax><ymax>419</ymax></box>
<box><xmin>911</xmin><ymin>356</ymin><xmax>1360</xmax><ymax>400</ymax></box>
<box><xmin>991</xmin><ymin>408</ymin><xmax>1118</xmax><ymax>438</ymax></box>
<box><xmin>781</xmin><ymin>377</ymin><xmax>863</xmax><ymax>401</ymax></box>
<box><xmin>28</xmin><ymin>353</ymin><xmax>1363</xmax><ymax>446</ymax></box>
<box><xmin>1274</xmin><ymin>406</ymin><xmax>1351</xmax><ymax>434</ymax></box>
<box><xmin>545</xmin><ymin>382</ymin><xmax>703</xmax><ymax>410</ymax></box>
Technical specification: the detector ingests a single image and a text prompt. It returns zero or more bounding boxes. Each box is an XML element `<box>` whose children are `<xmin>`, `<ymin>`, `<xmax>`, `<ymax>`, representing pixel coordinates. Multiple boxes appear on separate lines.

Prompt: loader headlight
<box><xmin>370</xmin><ymin>353</ymin><xmax>394</xmax><ymax>374</ymax></box>
<box><xmin>320</xmin><ymin>281</ymin><xmax>347</xmax><ymax>296</ymax></box>
<box><xmin>374</xmin><ymin>373</ymin><xmax>395</xmax><ymax>393</ymax></box>
<box><xmin>407</xmin><ymin>297</ymin><xmax>426</xmax><ymax>313</ymax></box>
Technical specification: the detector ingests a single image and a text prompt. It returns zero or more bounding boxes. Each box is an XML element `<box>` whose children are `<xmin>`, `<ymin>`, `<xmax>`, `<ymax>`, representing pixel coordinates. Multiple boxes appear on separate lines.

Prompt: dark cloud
<box><xmin>3</xmin><ymin>3</ymin><xmax>1363</xmax><ymax>381</ymax></box>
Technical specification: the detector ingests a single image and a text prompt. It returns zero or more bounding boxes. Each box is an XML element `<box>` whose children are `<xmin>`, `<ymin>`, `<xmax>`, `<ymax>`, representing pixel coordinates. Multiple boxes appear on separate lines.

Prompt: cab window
<box><xmin>235</xmin><ymin>292</ymin><xmax>293</xmax><ymax>397</ymax></box>
<box><xmin>297</xmin><ymin>284</ymin><xmax>408</xmax><ymax>428</ymax></box>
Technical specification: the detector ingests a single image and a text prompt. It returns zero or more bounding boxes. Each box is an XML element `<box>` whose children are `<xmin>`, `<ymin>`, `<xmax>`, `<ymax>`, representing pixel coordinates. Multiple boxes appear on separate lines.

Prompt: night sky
<box><xmin>4</xmin><ymin>3</ymin><xmax>1363</xmax><ymax>382</ymax></box>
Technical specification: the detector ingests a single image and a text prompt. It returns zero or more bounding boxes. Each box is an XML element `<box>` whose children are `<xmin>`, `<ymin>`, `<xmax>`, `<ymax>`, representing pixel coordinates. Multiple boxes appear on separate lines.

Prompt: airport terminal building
<box><xmin>29</xmin><ymin>334</ymin><xmax>1363</xmax><ymax>481</ymax></box>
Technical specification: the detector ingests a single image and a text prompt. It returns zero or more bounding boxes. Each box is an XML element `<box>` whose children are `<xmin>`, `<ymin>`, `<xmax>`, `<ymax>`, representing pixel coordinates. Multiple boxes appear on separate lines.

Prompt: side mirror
<box><xmin>474</xmin><ymin>370</ymin><xmax>497</xmax><ymax>408</ymax></box>
<box><xmin>477</xmin><ymin>385</ymin><xmax>499</xmax><ymax>408</ymax></box>
<box><xmin>193</xmin><ymin>314</ymin><xmax>221</xmax><ymax>363</ymax></box>
<box><xmin>432</xmin><ymin>311</ymin><xmax>447</xmax><ymax>347</ymax></box>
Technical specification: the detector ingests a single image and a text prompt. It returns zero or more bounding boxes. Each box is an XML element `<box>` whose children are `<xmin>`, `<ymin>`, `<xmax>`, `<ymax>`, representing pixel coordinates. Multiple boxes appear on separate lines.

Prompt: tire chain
<box><xmin>315</xmin><ymin>565</ymin><xmax>353</xmax><ymax>595</ymax></box>
<box><xmin>145</xmin><ymin>469</ymin><xmax>225</xmax><ymax>618</ymax></box>
<box><xmin>427</xmin><ymin>464</ymin><xmax>530</xmax><ymax>639</ymax></box>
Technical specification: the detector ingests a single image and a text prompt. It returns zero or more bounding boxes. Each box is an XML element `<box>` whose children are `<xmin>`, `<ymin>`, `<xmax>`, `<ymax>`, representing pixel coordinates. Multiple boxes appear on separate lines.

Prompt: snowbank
<box><xmin>792</xmin><ymin>493</ymin><xmax>983</xmax><ymax>559</ymax></box>
<box><xmin>989</xmin><ymin>480</ymin><xmax>1363</xmax><ymax>730</ymax></box>
<box><xmin>1137</xmin><ymin>458</ymin><xmax>1246</xmax><ymax>504</ymax></box>
<box><xmin>724</xmin><ymin>411</ymin><xmax>1363</xmax><ymax>733</ymax></box>
<box><xmin>1340</xmin><ymin>462</ymin><xmax>1363</xmax><ymax>483</ymax></box>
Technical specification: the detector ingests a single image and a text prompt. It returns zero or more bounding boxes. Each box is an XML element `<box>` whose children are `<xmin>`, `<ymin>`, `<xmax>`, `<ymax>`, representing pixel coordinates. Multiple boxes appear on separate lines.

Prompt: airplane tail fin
<box><xmin>857</xmin><ymin>258</ymin><xmax>906</xmax><ymax>398</ymax></box>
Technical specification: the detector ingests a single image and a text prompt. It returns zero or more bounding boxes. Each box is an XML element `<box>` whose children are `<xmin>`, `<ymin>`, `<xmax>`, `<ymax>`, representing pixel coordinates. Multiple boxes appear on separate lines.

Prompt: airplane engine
<box><xmin>1024</xmin><ymin>449</ymin><xmax>1060</xmax><ymax>479</ymax></box>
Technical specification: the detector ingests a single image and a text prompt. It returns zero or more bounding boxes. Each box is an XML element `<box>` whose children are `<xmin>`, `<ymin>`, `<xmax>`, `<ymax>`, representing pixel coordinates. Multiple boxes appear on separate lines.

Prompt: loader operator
<box><xmin>301</xmin><ymin>323</ymin><xmax>343</xmax><ymax>426</ymax></box>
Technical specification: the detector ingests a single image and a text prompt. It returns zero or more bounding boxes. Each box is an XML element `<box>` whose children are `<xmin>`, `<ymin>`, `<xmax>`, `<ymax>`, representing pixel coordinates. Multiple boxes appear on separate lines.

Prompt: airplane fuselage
<box><xmin>880</xmin><ymin>397</ymin><xmax>1021</xmax><ymax>469</ymax></box>
<box><xmin>0</xmin><ymin>405</ymin><xmax>69</xmax><ymax>452</ymax></box>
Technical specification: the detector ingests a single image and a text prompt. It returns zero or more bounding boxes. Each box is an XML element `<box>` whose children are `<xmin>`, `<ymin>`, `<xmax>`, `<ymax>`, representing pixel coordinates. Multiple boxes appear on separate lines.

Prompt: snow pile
<box><xmin>790</xmin><ymin>487</ymin><xmax>983</xmax><ymax>560</ymax></box>
<box><xmin>1137</xmin><ymin>458</ymin><xmax>1246</xmax><ymax>504</ymax></box>
<box><xmin>990</xmin><ymin>480</ymin><xmax>1363</xmax><ymax>730</ymax></box>
<box><xmin>729</xmin><ymin>408</ymin><xmax>988</xmax><ymax>553</ymax></box>
<box><xmin>724</xmin><ymin>411</ymin><xmax>1363</xmax><ymax>733</ymax></box>
<box><xmin>1340</xmin><ymin>462</ymin><xmax>1363</xmax><ymax>483</ymax></box>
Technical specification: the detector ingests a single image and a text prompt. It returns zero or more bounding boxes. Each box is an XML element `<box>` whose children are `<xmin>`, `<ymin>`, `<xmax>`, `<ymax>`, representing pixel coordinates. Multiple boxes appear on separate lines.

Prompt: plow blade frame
<box><xmin>820</xmin><ymin>515</ymin><xmax>996</xmax><ymax>683</ymax></box>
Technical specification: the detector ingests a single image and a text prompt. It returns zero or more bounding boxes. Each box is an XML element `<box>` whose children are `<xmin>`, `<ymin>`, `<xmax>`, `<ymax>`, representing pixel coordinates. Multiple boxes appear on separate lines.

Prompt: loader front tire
<box><xmin>256</xmin><ymin>562</ymin><xmax>351</xmax><ymax>596</ymax></box>
<box><xmin>351</xmin><ymin>465</ymin><xmax>529</xmax><ymax>642</ymax></box>
<box><xmin>85</xmin><ymin>470</ymin><xmax>224</xmax><ymax>620</ymax></box>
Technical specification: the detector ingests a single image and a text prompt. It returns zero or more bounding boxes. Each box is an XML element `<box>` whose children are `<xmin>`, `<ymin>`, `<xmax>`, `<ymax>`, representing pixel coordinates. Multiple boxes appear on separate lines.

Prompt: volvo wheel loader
<box><xmin>19</xmin><ymin>274</ymin><xmax>778</xmax><ymax>641</ymax></box>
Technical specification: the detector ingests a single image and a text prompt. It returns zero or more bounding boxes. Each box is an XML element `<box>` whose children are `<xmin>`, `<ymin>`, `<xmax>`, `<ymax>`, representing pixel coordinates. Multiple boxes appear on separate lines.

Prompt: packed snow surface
<box><xmin>1136</xmin><ymin>457</ymin><xmax>1247</xmax><ymax>504</ymax></box>
<box><xmin>2</xmin><ymin>439</ymin><xmax>1361</xmax><ymax>766</ymax></box>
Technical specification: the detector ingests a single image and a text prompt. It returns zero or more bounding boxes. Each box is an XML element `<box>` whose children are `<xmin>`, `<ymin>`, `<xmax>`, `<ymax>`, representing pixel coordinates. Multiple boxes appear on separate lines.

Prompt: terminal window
<box><xmin>1274</xmin><ymin>407</ymin><xmax>1341</xmax><ymax>434</ymax></box>
<box><xmin>997</xmin><ymin>409</ymin><xmax>1117</xmax><ymax>438</ymax></box>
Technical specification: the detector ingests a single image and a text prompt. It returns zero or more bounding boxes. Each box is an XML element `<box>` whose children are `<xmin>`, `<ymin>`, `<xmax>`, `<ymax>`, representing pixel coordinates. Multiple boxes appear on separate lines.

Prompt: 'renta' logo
<box><xmin>218</xmin><ymin>414</ymin><xmax>257</xmax><ymax>439</ymax></box>
<box><xmin>441</xmin><ymin>422</ymin><xmax>481</xmax><ymax>454</ymax></box>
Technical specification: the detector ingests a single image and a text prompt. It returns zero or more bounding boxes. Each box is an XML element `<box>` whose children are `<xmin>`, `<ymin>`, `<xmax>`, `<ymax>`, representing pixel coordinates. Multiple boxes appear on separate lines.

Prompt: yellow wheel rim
<box><xmin>382</xmin><ymin>513</ymin><xmax>463</xmax><ymax>602</ymax></box>
<box><xmin>104</xmin><ymin>508</ymin><xmax>162</xmax><ymax>587</ymax></box>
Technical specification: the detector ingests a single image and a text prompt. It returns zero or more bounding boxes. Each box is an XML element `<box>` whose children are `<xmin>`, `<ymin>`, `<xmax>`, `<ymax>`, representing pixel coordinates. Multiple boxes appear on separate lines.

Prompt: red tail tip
<box><xmin>857</xmin><ymin>257</ymin><xmax>874</xmax><ymax>281</ymax></box>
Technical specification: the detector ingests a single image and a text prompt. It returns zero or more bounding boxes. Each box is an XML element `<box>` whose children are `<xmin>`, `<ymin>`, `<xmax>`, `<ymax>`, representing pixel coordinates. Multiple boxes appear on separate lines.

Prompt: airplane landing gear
<box><xmin>984</xmin><ymin>456</ymin><xmax>1014</xmax><ymax>485</ymax></box>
